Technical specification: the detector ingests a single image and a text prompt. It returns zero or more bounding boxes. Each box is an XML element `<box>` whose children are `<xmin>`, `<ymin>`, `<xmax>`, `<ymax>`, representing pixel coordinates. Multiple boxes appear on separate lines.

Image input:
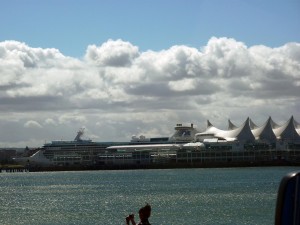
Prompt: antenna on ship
<box><xmin>74</xmin><ymin>128</ymin><xmax>85</xmax><ymax>141</ymax></box>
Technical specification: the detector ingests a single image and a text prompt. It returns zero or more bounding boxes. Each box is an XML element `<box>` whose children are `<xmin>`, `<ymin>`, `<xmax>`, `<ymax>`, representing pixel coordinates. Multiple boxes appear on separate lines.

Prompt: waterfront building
<box><xmin>13</xmin><ymin>116</ymin><xmax>300</xmax><ymax>170</ymax></box>
<box><xmin>99</xmin><ymin>116</ymin><xmax>300</xmax><ymax>167</ymax></box>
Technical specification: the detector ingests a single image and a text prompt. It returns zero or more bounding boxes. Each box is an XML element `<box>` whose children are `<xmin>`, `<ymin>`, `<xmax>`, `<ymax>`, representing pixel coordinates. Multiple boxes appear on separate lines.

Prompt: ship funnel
<box><xmin>74</xmin><ymin>128</ymin><xmax>85</xmax><ymax>141</ymax></box>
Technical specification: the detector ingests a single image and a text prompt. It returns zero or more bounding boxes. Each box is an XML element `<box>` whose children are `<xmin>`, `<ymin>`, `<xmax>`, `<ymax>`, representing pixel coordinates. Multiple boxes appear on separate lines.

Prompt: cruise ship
<box><xmin>13</xmin><ymin>124</ymin><xmax>199</xmax><ymax>167</ymax></box>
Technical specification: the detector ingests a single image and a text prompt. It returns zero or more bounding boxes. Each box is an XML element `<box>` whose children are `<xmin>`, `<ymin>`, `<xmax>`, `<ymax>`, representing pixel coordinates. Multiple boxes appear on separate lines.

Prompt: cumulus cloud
<box><xmin>0</xmin><ymin>37</ymin><xmax>299</xmax><ymax>147</ymax></box>
<box><xmin>85</xmin><ymin>39</ymin><xmax>139</xmax><ymax>67</ymax></box>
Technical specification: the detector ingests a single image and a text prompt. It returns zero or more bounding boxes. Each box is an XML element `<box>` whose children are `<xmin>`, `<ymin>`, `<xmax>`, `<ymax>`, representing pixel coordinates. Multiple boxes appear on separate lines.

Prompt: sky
<box><xmin>0</xmin><ymin>0</ymin><xmax>299</xmax><ymax>147</ymax></box>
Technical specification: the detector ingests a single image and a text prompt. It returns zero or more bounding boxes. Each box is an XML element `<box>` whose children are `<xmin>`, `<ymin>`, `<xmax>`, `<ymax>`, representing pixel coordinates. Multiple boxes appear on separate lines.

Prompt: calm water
<box><xmin>0</xmin><ymin>167</ymin><xmax>299</xmax><ymax>225</ymax></box>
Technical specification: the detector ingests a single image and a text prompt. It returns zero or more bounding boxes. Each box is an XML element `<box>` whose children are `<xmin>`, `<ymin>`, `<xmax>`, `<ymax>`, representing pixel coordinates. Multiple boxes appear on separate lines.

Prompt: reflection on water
<box><xmin>0</xmin><ymin>167</ymin><xmax>298</xmax><ymax>225</ymax></box>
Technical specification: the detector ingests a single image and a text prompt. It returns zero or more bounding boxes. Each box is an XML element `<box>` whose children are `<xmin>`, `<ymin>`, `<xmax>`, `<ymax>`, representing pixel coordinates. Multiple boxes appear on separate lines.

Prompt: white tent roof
<box><xmin>197</xmin><ymin>118</ymin><xmax>255</xmax><ymax>142</ymax></box>
<box><xmin>196</xmin><ymin>116</ymin><xmax>299</xmax><ymax>143</ymax></box>
<box><xmin>252</xmin><ymin>117</ymin><xmax>277</xmax><ymax>142</ymax></box>
<box><xmin>273</xmin><ymin>116</ymin><xmax>300</xmax><ymax>141</ymax></box>
<box><xmin>228</xmin><ymin>119</ymin><xmax>237</xmax><ymax>130</ymax></box>
<box><xmin>249</xmin><ymin>119</ymin><xmax>259</xmax><ymax>129</ymax></box>
<box><xmin>270</xmin><ymin>117</ymin><xmax>281</xmax><ymax>129</ymax></box>
<box><xmin>207</xmin><ymin>120</ymin><xmax>213</xmax><ymax>128</ymax></box>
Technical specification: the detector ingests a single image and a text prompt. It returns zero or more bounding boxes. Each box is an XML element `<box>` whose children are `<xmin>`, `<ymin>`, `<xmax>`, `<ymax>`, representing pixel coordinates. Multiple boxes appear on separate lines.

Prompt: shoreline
<box><xmin>2</xmin><ymin>160</ymin><xmax>299</xmax><ymax>173</ymax></box>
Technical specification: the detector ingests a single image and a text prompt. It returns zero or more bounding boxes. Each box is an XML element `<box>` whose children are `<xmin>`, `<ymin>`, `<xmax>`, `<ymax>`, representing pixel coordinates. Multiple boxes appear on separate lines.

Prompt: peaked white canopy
<box><xmin>252</xmin><ymin>117</ymin><xmax>277</xmax><ymax>142</ymax></box>
<box><xmin>196</xmin><ymin>116</ymin><xmax>300</xmax><ymax>143</ymax></box>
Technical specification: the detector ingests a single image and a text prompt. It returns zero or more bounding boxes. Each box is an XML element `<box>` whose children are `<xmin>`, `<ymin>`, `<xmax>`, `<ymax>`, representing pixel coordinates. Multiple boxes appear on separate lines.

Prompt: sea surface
<box><xmin>0</xmin><ymin>167</ymin><xmax>299</xmax><ymax>225</ymax></box>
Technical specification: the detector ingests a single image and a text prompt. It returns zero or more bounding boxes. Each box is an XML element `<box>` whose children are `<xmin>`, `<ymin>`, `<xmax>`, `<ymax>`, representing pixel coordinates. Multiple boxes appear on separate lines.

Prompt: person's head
<box><xmin>139</xmin><ymin>203</ymin><xmax>151</xmax><ymax>220</ymax></box>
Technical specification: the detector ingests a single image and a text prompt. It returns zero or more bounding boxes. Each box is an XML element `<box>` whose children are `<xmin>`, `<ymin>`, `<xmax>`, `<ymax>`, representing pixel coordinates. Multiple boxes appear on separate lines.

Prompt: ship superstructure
<box><xmin>13</xmin><ymin>124</ymin><xmax>198</xmax><ymax>167</ymax></box>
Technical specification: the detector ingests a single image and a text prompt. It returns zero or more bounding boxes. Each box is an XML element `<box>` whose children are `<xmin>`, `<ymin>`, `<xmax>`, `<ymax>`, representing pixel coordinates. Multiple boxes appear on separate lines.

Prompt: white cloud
<box><xmin>168</xmin><ymin>78</ymin><xmax>196</xmax><ymax>92</ymax></box>
<box><xmin>24</xmin><ymin>120</ymin><xmax>43</xmax><ymax>129</ymax></box>
<box><xmin>44</xmin><ymin>118</ymin><xmax>57</xmax><ymax>126</ymax></box>
<box><xmin>0</xmin><ymin>37</ymin><xmax>299</xmax><ymax>147</ymax></box>
<box><xmin>85</xmin><ymin>39</ymin><xmax>139</xmax><ymax>67</ymax></box>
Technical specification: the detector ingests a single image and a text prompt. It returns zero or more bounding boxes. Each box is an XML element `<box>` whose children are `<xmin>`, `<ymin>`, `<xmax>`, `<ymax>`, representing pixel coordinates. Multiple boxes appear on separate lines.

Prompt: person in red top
<box><xmin>126</xmin><ymin>203</ymin><xmax>151</xmax><ymax>225</ymax></box>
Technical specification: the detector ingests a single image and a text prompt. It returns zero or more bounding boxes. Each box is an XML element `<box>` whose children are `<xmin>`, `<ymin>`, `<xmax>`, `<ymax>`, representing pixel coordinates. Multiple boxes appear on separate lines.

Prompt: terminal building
<box><xmin>195</xmin><ymin>116</ymin><xmax>300</xmax><ymax>149</ymax></box>
<box><xmin>99</xmin><ymin>116</ymin><xmax>300</xmax><ymax>167</ymax></box>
